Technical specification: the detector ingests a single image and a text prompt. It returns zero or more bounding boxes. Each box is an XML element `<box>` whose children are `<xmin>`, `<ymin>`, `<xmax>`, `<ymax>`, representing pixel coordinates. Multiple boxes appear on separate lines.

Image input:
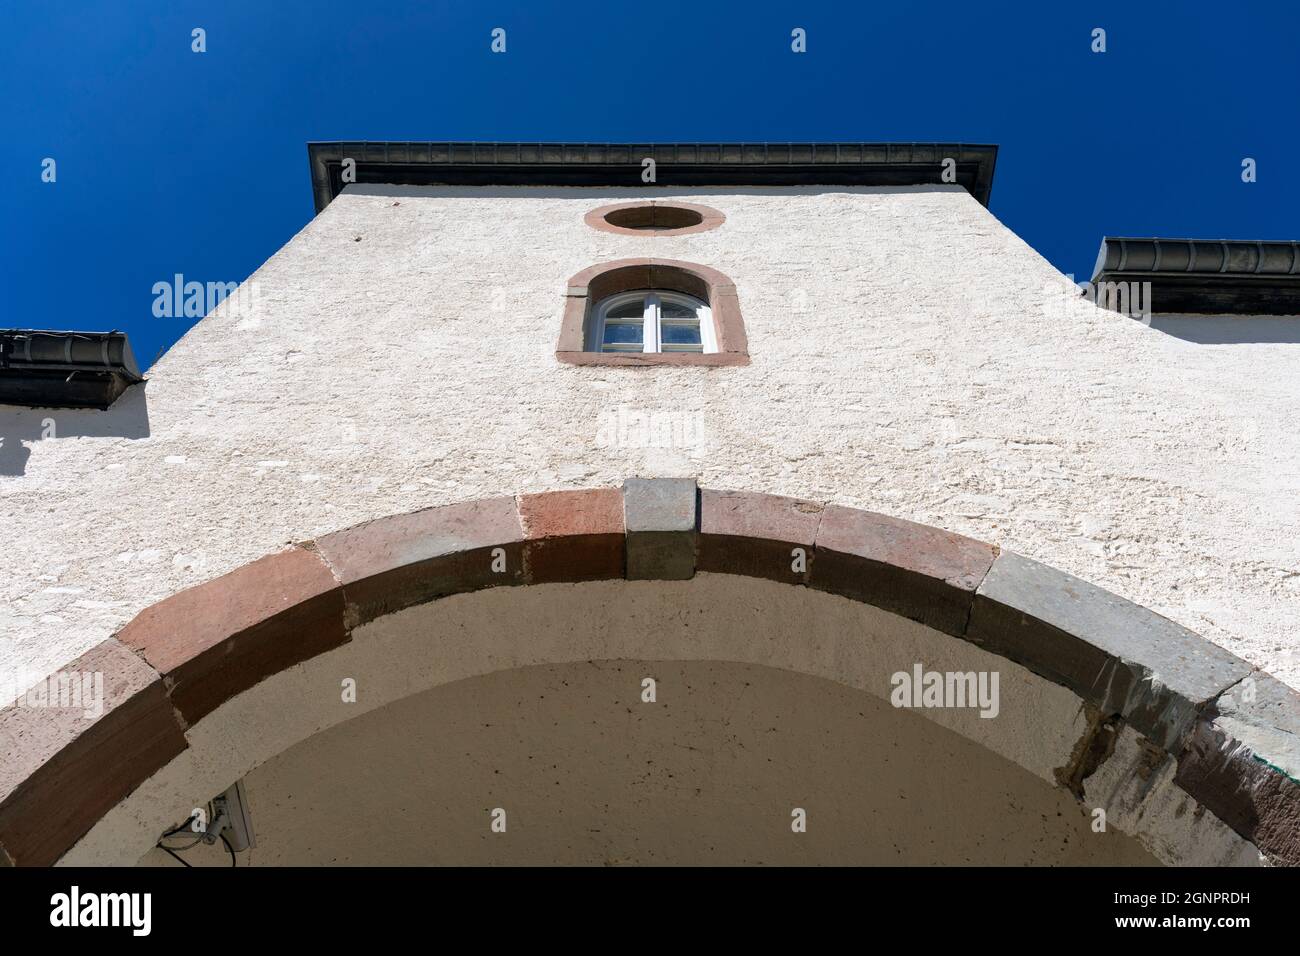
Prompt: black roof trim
<box><xmin>1091</xmin><ymin>237</ymin><xmax>1300</xmax><ymax>316</ymax></box>
<box><xmin>0</xmin><ymin>330</ymin><xmax>144</xmax><ymax>410</ymax></box>
<box><xmin>307</xmin><ymin>142</ymin><xmax>998</xmax><ymax>212</ymax></box>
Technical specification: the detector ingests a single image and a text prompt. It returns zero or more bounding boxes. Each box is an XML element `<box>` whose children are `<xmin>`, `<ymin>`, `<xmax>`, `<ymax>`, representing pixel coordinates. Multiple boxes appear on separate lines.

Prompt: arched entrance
<box><xmin>2</xmin><ymin>481</ymin><xmax>1293</xmax><ymax>866</ymax></box>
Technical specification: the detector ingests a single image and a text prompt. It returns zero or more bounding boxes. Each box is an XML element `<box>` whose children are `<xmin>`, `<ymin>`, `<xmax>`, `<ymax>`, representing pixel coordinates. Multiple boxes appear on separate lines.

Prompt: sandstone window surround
<box><xmin>557</xmin><ymin>258</ymin><xmax>749</xmax><ymax>367</ymax></box>
<box><xmin>584</xmin><ymin>201</ymin><xmax>725</xmax><ymax>236</ymax></box>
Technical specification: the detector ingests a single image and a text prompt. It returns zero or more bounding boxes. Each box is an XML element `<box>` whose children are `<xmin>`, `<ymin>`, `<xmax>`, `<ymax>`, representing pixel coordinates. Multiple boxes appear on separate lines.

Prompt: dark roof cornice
<box><xmin>1092</xmin><ymin>237</ymin><xmax>1300</xmax><ymax>315</ymax></box>
<box><xmin>0</xmin><ymin>330</ymin><xmax>143</xmax><ymax>409</ymax></box>
<box><xmin>307</xmin><ymin>141</ymin><xmax>998</xmax><ymax>213</ymax></box>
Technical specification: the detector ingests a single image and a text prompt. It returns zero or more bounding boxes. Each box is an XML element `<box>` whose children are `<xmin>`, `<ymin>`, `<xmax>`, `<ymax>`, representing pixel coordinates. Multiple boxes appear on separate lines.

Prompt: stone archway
<box><xmin>2</xmin><ymin>481</ymin><xmax>1295</xmax><ymax>866</ymax></box>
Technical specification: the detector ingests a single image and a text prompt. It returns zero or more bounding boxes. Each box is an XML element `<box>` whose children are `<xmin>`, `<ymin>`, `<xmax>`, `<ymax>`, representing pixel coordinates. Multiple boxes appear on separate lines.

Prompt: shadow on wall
<box><xmin>1146</xmin><ymin>316</ymin><xmax>1300</xmax><ymax>345</ymax></box>
<box><xmin>0</xmin><ymin>384</ymin><xmax>150</xmax><ymax>476</ymax></box>
<box><xmin>339</xmin><ymin>183</ymin><xmax>971</xmax><ymax>202</ymax></box>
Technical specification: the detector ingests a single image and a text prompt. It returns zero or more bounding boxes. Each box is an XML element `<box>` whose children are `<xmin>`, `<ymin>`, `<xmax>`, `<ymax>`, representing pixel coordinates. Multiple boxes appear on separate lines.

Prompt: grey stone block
<box><xmin>967</xmin><ymin>550</ymin><xmax>1253</xmax><ymax>752</ymax></box>
<box><xmin>1173</xmin><ymin>671</ymin><xmax>1300</xmax><ymax>865</ymax></box>
<box><xmin>1214</xmin><ymin>672</ymin><xmax>1300</xmax><ymax>782</ymax></box>
<box><xmin>623</xmin><ymin>478</ymin><xmax>697</xmax><ymax>580</ymax></box>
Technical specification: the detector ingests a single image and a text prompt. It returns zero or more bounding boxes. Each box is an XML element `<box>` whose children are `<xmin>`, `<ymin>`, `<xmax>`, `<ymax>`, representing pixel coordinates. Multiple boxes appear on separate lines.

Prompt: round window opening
<box><xmin>605</xmin><ymin>206</ymin><xmax>703</xmax><ymax>231</ymax></box>
<box><xmin>586</xmin><ymin>202</ymin><xmax>725</xmax><ymax>236</ymax></box>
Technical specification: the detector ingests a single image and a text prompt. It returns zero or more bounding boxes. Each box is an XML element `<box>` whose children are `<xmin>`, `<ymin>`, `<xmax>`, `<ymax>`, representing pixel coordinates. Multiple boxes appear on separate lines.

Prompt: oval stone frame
<box><xmin>585</xmin><ymin>201</ymin><xmax>725</xmax><ymax>236</ymax></box>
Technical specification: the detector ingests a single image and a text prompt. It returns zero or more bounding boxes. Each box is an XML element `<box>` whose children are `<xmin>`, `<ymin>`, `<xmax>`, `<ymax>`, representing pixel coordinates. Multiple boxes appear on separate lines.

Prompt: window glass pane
<box><xmin>660</xmin><ymin>320</ymin><xmax>702</xmax><ymax>345</ymax></box>
<box><xmin>660</xmin><ymin>301</ymin><xmax>698</xmax><ymax>319</ymax></box>
<box><xmin>602</xmin><ymin>320</ymin><xmax>643</xmax><ymax>346</ymax></box>
<box><xmin>606</xmin><ymin>299</ymin><xmax>646</xmax><ymax>319</ymax></box>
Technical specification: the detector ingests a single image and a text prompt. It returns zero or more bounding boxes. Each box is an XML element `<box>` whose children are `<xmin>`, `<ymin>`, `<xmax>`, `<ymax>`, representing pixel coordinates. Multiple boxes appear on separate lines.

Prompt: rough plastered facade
<box><xmin>2</xmin><ymin>145</ymin><xmax>1299</xmax><ymax>866</ymax></box>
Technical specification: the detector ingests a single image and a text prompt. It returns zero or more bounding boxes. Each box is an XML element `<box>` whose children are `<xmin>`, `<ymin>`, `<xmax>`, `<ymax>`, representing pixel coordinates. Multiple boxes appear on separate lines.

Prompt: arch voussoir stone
<box><xmin>697</xmin><ymin>488</ymin><xmax>823</xmax><ymax>584</ymax></box>
<box><xmin>0</xmin><ymin>638</ymin><xmax>186</xmax><ymax>867</ymax></box>
<box><xmin>519</xmin><ymin>488</ymin><xmax>625</xmax><ymax>583</ymax></box>
<box><xmin>312</xmin><ymin>496</ymin><xmax>525</xmax><ymax>628</ymax></box>
<box><xmin>1174</xmin><ymin>674</ymin><xmax>1300</xmax><ymax>865</ymax></box>
<box><xmin>967</xmin><ymin>550</ymin><xmax>1254</xmax><ymax>754</ymax></box>
<box><xmin>117</xmin><ymin>546</ymin><xmax>349</xmax><ymax>726</ymax></box>
<box><xmin>2</xmin><ymin>477</ymin><xmax>1298</xmax><ymax>866</ymax></box>
<box><xmin>810</xmin><ymin>504</ymin><xmax>996</xmax><ymax>638</ymax></box>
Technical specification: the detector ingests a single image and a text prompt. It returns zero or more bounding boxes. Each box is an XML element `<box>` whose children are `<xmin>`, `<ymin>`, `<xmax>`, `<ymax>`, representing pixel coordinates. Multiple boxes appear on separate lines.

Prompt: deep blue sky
<box><xmin>4</xmin><ymin>1</ymin><xmax>1297</xmax><ymax>368</ymax></box>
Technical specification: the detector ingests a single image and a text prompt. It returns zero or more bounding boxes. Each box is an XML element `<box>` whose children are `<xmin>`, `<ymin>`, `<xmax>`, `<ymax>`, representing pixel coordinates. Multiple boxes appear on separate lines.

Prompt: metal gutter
<box><xmin>0</xmin><ymin>330</ymin><xmax>144</xmax><ymax>409</ymax></box>
<box><xmin>307</xmin><ymin>141</ymin><xmax>999</xmax><ymax>213</ymax></box>
<box><xmin>1091</xmin><ymin>238</ymin><xmax>1300</xmax><ymax>316</ymax></box>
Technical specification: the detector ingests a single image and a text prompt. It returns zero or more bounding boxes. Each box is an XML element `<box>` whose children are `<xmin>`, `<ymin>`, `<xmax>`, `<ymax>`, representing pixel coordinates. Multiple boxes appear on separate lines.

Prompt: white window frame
<box><xmin>587</xmin><ymin>290</ymin><xmax>716</xmax><ymax>354</ymax></box>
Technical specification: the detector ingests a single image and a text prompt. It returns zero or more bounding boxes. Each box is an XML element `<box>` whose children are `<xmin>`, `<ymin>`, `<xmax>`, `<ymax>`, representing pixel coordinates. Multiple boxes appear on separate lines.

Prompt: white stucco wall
<box><xmin>2</xmin><ymin>183</ymin><xmax>1298</xmax><ymax>690</ymax></box>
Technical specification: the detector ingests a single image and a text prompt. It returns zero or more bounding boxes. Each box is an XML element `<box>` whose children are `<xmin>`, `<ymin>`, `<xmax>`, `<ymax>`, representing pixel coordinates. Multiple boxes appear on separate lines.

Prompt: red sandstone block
<box><xmin>698</xmin><ymin>489</ymin><xmax>822</xmax><ymax>584</ymax></box>
<box><xmin>811</xmin><ymin>505</ymin><xmax>995</xmax><ymax>636</ymax></box>
<box><xmin>118</xmin><ymin>546</ymin><xmax>348</xmax><ymax>723</ymax></box>
<box><xmin>519</xmin><ymin>488</ymin><xmax>625</xmax><ymax>583</ymax></box>
<box><xmin>0</xmin><ymin>639</ymin><xmax>187</xmax><ymax>866</ymax></box>
<box><xmin>313</xmin><ymin>497</ymin><xmax>524</xmax><ymax>625</ymax></box>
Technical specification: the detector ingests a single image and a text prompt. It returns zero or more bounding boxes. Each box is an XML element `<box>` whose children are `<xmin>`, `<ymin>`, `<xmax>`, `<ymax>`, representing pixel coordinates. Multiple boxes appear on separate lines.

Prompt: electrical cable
<box><xmin>159</xmin><ymin>845</ymin><xmax>191</xmax><ymax>868</ymax></box>
<box><xmin>160</xmin><ymin>815</ymin><xmax>200</xmax><ymax>838</ymax></box>
<box><xmin>156</xmin><ymin>812</ymin><xmax>211</xmax><ymax>865</ymax></box>
<box><xmin>158</xmin><ymin>835</ymin><xmax>205</xmax><ymax>851</ymax></box>
<box><xmin>156</xmin><ymin>809</ymin><xmax>240</xmax><ymax>867</ymax></box>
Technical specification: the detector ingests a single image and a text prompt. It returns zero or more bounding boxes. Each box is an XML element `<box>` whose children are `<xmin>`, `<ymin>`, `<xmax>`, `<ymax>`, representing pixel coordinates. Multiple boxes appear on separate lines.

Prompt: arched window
<box><xmin>557</xmin><ymin>258</ymin><xmax>749</xmax><ymax>366</ymax></box>
<box><xmin>588</xmin><ymin>290</ymin><xmax>715</xmax><ymax>354</ymax></box>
